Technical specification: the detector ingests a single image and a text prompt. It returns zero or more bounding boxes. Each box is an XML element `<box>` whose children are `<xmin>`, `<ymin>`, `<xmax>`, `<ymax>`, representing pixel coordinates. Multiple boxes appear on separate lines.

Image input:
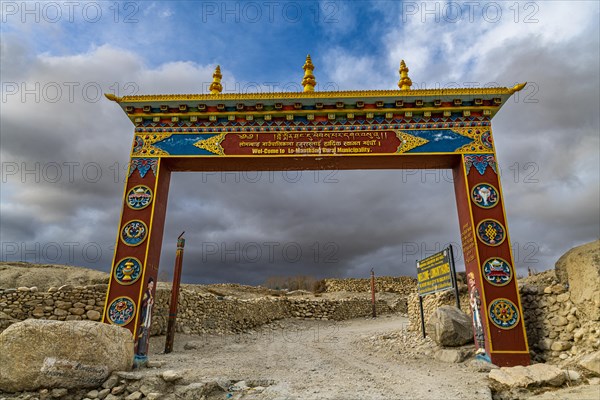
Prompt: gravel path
<box><xmin>148</xmin><ymin>314</ymin><xmax>493</xmax><ymax>399</ymax></box>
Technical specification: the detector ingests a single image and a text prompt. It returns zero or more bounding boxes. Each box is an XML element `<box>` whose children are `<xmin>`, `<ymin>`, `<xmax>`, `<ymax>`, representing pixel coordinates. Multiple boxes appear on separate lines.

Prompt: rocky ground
<box><xmin>1</xmin><ymin>258</ymin><xmax>598</xmax><ymax>400</ymax></box>
<box><xmin>146</xmin><ymin>314</ymin><xmax>493</xmax><ymax>399</ymax></box>
<box><xmin>3</xmin><ymin>314</ymin><xmax>598</xmax><ymax>400</ymax></box>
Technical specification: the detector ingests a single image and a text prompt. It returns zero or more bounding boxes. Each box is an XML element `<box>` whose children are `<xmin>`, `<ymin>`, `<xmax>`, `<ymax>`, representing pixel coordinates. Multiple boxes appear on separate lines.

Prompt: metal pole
<box><xmin>419</xmin><ymin>295</ymin><xmax>426</xmax><ymax>338</ymax></box>
<box><xmin>449</xmin><ymin>245</ymin><xmax>461</xmax><ymax>310</ymax></box>
<box><xmin>370</xmin><ymin>268</ymin><xmax>376</xmax><ymax>318</ymax></box>
<box><xmin>165</xmin><ymin>231</ymin><xmax>185</xmax><ymax>354</ymax></box>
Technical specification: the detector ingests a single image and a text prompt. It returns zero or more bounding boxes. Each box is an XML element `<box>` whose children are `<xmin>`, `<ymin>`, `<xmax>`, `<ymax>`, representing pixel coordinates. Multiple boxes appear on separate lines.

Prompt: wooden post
<box><xmin>370</xmin><ymin>268</ymin><xmax>376</xmax><ymax>318</ymax></box>
<box><xmin>449</xmin><ymin>245</ymin><xmax>461</xmax><ymax>310</ymax></box>
<box><xmin>164</xmin><ymin>232</ymin><xmax>185</xmax><ymax>354</ymax></box>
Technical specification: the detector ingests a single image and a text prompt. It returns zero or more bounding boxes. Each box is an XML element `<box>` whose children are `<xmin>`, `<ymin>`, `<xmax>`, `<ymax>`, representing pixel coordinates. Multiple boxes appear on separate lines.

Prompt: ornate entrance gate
<box><xmin>104</xmin><ymin>57</ymin><xmax>529</xmax><ymax>366</ymax></box>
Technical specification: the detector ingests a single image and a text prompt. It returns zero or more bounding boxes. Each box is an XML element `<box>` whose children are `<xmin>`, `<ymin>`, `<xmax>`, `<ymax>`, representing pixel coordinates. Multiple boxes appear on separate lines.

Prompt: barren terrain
<box><xmin>146</xmin><ymin>314</ymin><xmax>494</xmax><ymax>399</ymax></box>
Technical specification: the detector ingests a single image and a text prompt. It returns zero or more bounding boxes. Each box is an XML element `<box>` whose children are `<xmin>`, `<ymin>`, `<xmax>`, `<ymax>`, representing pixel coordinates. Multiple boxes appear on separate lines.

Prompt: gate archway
<box><xmin>103</xmin><ymin>57</ymin><xmax>529</xmax><ymax>367</ymax></box>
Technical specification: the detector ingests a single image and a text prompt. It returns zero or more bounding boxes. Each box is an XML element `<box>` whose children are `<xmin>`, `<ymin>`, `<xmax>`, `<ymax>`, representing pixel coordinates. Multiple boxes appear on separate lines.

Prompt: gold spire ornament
<box><xmin>209</xmin><ymin>65</ymin><xmax>223</xmax><ymax>94</ymax></box>
<box><xmin>398</xmin><ymin>60</ymin><xmax>412</xmax><ymax>91</ymax></box>
<box><xmin>302</xmin><ymin>54</ymin><xmax>316</xmax><ymax>93</ymax></box>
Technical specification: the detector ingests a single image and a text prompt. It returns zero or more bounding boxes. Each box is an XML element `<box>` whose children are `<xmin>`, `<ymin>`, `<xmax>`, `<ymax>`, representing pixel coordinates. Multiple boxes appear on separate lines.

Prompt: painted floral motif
<box><xmin>121</xmin><ymin>220</ymin><xmax>148</xmax><ymax>246</ymax></box>
<box><xmin>133</xmin><ymin>136</ymin><xmax>144</xmax><ymax>153</ymax></box>
<box><xmin>464</xmin><ymin>154</ymin><xmax>497</xmax><ymax>175</ymax></box>
<box><xmin>126</xmin><ymin>185</ymin><xmax>153</xmax><ymax>210</ymax></box>
<box><xmin>489</xmin><ymin>298</ymin><xmax>520</xmax><ymax>329</ymax></box>
<box><xmin>114</xmin><ymin>257</ymin><xmax>142</xmax><ymax>285</ymax></box>
<box><xmin>482</xmin><ymin>257</ymin><xmax>513</xmax><ymax>286</ymax></box>
<box><xmin>128</xmin><ymin>158</ymin><xmax>158</xmax><ymax>178</ymax></box>
<box><xmin>107</xmin><ymin>297</ymin><xmax>135</xmax><ymax>326</ymax></box>
<box><xmin>476</xmin><ymin>219</ymin><xmax>506</xmax><ymax>246</ymax></box>
<box><xmin>471</xmin><ymin>183</ymin><xmax>499</xmax><ymax>209</ymax></box>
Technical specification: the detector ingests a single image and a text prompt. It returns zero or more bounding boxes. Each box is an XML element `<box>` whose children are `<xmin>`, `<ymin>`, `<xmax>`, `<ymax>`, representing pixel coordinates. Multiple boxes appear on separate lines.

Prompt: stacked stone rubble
<box><xmin>0</xmin><ymin>285</ymin><xmax>106</xmax><ymax>331</ymax></box>
<box><xmin>520</xmin><ymin>282</ymin><xmax>599</xmax><ymax>362</ymax></box>
<box><xmin>323</xmin><ymin>276</ymin><xmax>416</xmax><ymax>294</ymax></box>
<box><xmin>406</xmin><ymin>279</ymin><xmax>600</xmax><ymax>362</ymax></box>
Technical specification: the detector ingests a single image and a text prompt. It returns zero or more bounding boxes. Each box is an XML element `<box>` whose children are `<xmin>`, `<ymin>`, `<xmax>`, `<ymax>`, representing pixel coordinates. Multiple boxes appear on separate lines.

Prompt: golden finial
<box><xmin>398</xmin><ymin>60</ymin><xmax>412</xmax><ymax>91</ymax></box>
<box><xmin>209</xmin><ymin>65</ymin><xmax>223</xmax><ymax>95</ymax></box>
<box><xmin>510</xmin><ymin>82</ymin><xmax>527</xmax><ymax>93</ymax></box>
<box><xmin>104</xmin><ymin>93</ymin><xmax>122</xmax><ymax>102</ymax></box>
<box><xmin>302</xmin><ymin>54</ymin><xmax>316</xmax><ymax>93</ymax></box>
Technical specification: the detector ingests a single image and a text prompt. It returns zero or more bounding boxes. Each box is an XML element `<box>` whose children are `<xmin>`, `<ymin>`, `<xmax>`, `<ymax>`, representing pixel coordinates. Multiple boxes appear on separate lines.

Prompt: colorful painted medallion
<box><xmin>114</xmin><ymin>257</ymin><xmax>142</xmax><ymax>285</ymax></box>
<box><xmin>471</xmin><ymin>183</ymin><xmax>499</xmax><ymax>209</ymax></box>
<box><xmin>107</xmin><ymin>296</ymin><xmax>135</xmax><ymax>326</ymax></box>
<box><xmin>120</xmin><ymin>220</ymin><xmax>148</xmax><ymax>246</ymax></box>
<box><xmin>481</xmin><ymin>131</ymin><xmax>493</xmax><ymax>149</ymax></box>
<box><xmin>488</xmin><ymin>298</ymin><xmax>520</xmax><ymax>329</ymax></box>
<box><xmin>126</xmin><ymin>185</ymin><xmax>153</xmax><ymax>210</ymax></box>
<box><xmin>482</xmin><ymin>257</ymin><xmax>513</xmax><ymax>286</ymax></box>
<box><xmin>476</xmin><ymin>219</ymin><xmax>506</xmax><ymax>246</ymax></box>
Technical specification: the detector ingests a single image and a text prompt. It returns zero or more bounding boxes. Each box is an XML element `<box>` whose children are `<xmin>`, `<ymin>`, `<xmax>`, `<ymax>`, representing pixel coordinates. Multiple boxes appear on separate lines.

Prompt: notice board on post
<box><xmin>417</xmin><ymin>247</ymin><xmax>455</xmax><ymax>296</ymax></box>
<box><xmin>416</xmin><ymin>246</ymin><xmax>460</xmax><ymax>337</ymax></box>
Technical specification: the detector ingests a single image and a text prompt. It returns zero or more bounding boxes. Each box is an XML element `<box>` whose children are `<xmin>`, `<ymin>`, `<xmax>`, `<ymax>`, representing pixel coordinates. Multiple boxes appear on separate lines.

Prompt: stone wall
<box><xmin>323</xmin><ymin>276</ymin><xmax>417</xmax><ymax>295</ymax></box>
<box><xmin>406</xmin><ymin>279</ymin><xmax>600</xmax><ymax>362</ymax></box>
<box><xmin>0</xmin><ymin>285</ymin><xmax>106</xmax><ymax>331</ymax></box>
<box><xmin>520</xmin><ymin>282</ymin><xmax>599</xmax><ymax>362</ymax></box>
<box><xmin>0</xmin><ymin>285</ymin><xmax>401</xmax><ymax>336</ymax></box>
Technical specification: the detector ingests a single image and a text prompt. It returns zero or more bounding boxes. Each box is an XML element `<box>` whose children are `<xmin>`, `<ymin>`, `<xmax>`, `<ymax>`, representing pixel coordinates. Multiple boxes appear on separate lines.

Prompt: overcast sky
<box><xmin>1</xmin><ymin>1</ymin><xmax>598</xmax><ymax>285</ymax></box>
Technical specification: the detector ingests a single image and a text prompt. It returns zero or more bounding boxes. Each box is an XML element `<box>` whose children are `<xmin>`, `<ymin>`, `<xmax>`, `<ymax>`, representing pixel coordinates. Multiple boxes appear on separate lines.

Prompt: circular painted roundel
<box><xmin>126</xmin><ymin>185</ymin><xmax>153</xmax><ymax>210</ymax></box>
<box><xmin>488</xmin><ymin>298</ymin><xmax>520</xmax><ymax>330</ymax></box>
<box><xmin>476</xmin><ymin>219</ymin><xmax>506</xmax><ymax>247</ymax></box>
<box><xmin>114</xmin><ymin>257</ymin><xmax>142</xmax><ymax>285</ymax></box>
<box><xmin>107</xmin><ymin>296</ymin><xmax>136</xmax><ymax>326</ymax></box>
<box><xmin>471</xmin><ymin>183</ymin><xmax>499</xmax><ymax>209</ymax></box>
<box><xmin>120</xmin><ymin>220</ymin><xmax>148</xmax><ymax>246</ymax></box>
<box><xmin>482</xmin><ymin>257</ymin><xmax>513</xmax><ymax>286</ymax></box>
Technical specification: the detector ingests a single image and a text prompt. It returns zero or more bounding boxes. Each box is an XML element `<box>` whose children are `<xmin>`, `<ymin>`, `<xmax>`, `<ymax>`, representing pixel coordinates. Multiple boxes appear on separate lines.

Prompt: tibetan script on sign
<box><xmin>186</xmin><ymin>130</ymin><xmax>424</xmax><ymax>156</ymax></box>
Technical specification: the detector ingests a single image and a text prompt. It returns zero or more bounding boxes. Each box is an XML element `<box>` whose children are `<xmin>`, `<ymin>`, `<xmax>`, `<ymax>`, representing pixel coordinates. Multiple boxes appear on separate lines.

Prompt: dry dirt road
<box><xmin>148</xmin><ymin>314</ymin><xmax>493</xmax><ymax>399</ymax></box>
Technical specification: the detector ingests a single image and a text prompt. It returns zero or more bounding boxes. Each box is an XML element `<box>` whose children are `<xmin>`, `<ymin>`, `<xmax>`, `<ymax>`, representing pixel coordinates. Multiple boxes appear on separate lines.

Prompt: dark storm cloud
<box><xmin>1</xmin><ymin>2</ymin><xmax>598</xmax><ymax>285</ymax></box>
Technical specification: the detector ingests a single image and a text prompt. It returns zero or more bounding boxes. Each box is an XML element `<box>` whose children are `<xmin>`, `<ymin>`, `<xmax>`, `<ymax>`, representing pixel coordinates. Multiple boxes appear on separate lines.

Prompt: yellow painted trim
<box><xmin>461</xmin><ymin>154</ymin><xmax>495</xmax><ymax>353</ymax></box>
<box><xmin>131</xmin><ymin>126</ymin><xmax>491</xmax><ymax>136</ymax></box>
<box><xmin>105</xmin><ymin>84</ymin><xmax>525</xmax><ymax>103</ymax></box>
<box><xmin>490</xmin><ymin>350</ymin><xmax>531</xmax><ymax>354</ymax></box>
<box><xmin>102</xmin><ymin>163</ymin><xmax>134</xmax><ymax>323</ymax></box>
<box><xmin>130</xmin><ymin>152</ymin><xmax>488</xmax><ymax>159</ymax></box>
<box><xmin>125</xmin><ymin>105</ymin><xmax>500</xmax><ymax>120</ymax></box>
<box><xmin>131</xmin><ymin>158</ymin><xmax>162</xmax><ymax>340</ymax></box>
<box><xmin>493</xmin><ymin>150</ymin><xmax>530</xmax><ymax>353</ymax></box>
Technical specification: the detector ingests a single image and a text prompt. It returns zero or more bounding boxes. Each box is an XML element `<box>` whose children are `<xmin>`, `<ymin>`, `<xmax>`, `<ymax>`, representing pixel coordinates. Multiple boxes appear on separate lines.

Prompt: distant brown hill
<box><xmin>0</xmin><ymin>262</ymin><xmax>109</xmax><ymax>290</ymax></box>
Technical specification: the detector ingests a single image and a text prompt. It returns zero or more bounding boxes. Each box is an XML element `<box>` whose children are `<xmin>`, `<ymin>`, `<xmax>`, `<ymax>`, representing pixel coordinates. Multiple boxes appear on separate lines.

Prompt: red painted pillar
<box><xmin>453</xmin><ymin>152</ymin><xmax>530</xmax><ymax>366</ymax></box>
<box><xmin>102</xmin><ymin>157</ymin><xmax>171</xmax><ymax>365</ymax></box>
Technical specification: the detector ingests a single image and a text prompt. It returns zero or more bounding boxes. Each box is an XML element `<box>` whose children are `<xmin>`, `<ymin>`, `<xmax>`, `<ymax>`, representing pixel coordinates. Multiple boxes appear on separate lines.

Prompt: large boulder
<box><xmin>425</xmin><ymin>305</ymin><xmax>473</xmax><ymax>347</ymax></box>
<box><xmin>555</xmin><ymin>240</ymin><xmax>600</xmax><ymax>320</ymax></box>
<box><xmin>488</xmin><ymin>363</ymin><xmax>566</xmax><ymax>389</ymax></box>
<box><xmin>0</xmin><ymin>319</ymin><xmax>133</xmax><ymax>392</ymax></box>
